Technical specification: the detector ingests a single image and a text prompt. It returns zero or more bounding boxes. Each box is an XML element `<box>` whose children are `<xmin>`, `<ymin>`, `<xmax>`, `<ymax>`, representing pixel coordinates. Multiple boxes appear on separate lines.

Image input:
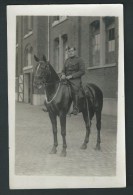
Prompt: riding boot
<box><xmin>72</xmin><ymin>94</ymin><xmax>79</xmax><ymax>115</ymax></box>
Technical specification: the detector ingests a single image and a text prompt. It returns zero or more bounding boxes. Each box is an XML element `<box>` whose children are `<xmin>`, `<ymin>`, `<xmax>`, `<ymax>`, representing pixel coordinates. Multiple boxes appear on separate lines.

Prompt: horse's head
<box><xmin>33</xmin><ymin>55</ymin><xmax>51</xmax><ymax>89</ymax></box>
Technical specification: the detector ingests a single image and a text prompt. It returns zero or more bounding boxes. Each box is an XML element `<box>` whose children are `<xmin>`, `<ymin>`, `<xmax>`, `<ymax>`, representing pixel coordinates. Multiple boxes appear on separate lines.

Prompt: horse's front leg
<box><xmin>49</xmin><ymin>112</ymin><xmax>58</xmax><ymax>154</ymax></box>
<box><xmin>59</xmin><ymin>112</ymin><xmax>67</xmax><ymax>157</ymax></box>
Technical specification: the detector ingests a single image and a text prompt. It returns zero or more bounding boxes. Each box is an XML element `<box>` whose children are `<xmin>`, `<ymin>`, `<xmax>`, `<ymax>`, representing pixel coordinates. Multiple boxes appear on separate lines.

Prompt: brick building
<box><xmin>16</xmin><ymin>16</ymin><xmax>118</xmax><ymax>115</ymax></box>
<box><xmin>16</xmin><ymin>16</ymin><xmax>48</xmax><ymax>105</ymax></box>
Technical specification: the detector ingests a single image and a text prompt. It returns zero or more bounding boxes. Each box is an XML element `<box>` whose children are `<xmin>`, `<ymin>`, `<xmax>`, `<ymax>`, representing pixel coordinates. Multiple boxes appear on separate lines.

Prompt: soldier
<box><xmin>61</xmin><ymin>46</ymin><xmax>85</xmax><ymax>115</ymax></box>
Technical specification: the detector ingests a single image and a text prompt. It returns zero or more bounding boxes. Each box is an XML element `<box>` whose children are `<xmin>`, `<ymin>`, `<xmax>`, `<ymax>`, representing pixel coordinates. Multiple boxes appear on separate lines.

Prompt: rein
<box><xmin>35</xmin><ymin>62</ymin><xmax>71</xmax><ymax>104</ymax></box>
<box><xmin>44</xmin><ymin>81</ymin><xmax>59</xmax><ymax>86</ymax></box>
<box><xmin>45</xmin><ymin>82</ymin><xmax>61</xmax><ymax>104</ymax></box>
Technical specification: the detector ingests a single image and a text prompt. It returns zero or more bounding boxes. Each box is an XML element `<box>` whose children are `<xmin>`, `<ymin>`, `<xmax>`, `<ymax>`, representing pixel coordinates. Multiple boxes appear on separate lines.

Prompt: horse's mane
<box><xmin>48</xmin><ymin>63</ymin><xmax>60</xmax><ymax>82</ymax></box>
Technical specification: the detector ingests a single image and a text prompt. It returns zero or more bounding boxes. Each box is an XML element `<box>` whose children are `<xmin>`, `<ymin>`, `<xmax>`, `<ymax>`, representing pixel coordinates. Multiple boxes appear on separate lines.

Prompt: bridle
<box><xmin>34</xmin><ymin>61</ymin><xmax>51</xmax><ymax>86</ymax></box>
<box><xmin>34</xmin><ymin>61</ymin><xmax>61</xmax><ymax>104</ymax></box>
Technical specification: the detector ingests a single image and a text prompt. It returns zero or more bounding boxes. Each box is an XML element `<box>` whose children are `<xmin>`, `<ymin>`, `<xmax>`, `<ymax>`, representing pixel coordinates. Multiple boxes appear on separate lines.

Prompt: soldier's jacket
<box><xmin>62</xmin><ymin>56</ymin><xmax>85</xmax><ymax>93</ymax></box>
<box><xmin>62</xmin><ymin>56</ymin><xmax>85</xmax><ymax>79</ymax></box>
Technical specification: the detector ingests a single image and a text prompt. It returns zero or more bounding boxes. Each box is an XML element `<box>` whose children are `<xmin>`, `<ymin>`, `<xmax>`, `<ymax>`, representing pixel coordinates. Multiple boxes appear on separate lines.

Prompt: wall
<box><xmin>49</xmin><ymin>16</ymin><xmax>79</xmax><ymax>71</ymax></box>
<box><xmin>80</xmin><ymin>16</ymin><xmax>118</xmax><ymax>99</ymax></box>
<box><xmin>37</xmin><ymin>16</ymin><xmax>48</xmax><ymax>59</ymax></box>
<box><xmin>16</xmin><ymin>16</ymin><xmax>119</xmax><ymax>115</ymax></box>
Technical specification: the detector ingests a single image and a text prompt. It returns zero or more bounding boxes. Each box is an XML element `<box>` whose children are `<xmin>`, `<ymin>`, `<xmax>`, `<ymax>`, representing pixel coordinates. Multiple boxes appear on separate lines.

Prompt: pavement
<box><xmin>15</xmin><ymin>102</ymin><xmax>117</xmax><ymax>176</ymax></box>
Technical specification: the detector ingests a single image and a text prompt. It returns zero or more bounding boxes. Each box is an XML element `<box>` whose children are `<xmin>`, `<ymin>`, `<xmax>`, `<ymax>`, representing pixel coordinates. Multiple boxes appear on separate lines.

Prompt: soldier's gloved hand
<box><xmin>66</xmin><ymin>75</ymin><xmax>72</xmax><ymax>80</ymax></box>
<box><xmin>60</xmin><ymin>74</ymin><xmax>66</xmax><ymax>80</ymax></box>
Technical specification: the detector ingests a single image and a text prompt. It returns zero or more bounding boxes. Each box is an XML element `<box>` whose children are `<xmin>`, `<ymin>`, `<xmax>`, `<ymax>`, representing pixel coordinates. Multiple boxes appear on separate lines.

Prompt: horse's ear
<box><xmin>43</xmin><ymin>55</ymin><xmax>47</xmax><ymax>62</ymax></box>
<box><xmin>34</xmin><ymin>55</ymin><xmax>39</xmax><ymax>62</ymax></box>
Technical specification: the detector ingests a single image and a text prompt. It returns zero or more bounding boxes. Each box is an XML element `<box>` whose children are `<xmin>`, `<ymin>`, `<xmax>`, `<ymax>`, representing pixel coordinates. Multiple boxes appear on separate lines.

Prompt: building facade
<box><xmin>16</xmin><ymin>16</ymin><xmax>118</xmax><ymax>115</ymax></box>
<box><xmin>16</xmin><ymin>16</ymin><xmax>48</xmax><ymax>105</ymax></box>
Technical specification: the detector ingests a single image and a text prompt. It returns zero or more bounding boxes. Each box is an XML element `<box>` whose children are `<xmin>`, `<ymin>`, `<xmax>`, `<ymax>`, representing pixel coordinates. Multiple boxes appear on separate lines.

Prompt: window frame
<box><xmin>88</xmin><ymin>17</ymin><xmax>117</xmax><ymax>70</ymax></box>
<box><xmin>105</xmin><ymin>23</ymin><xmax>116</xmax><ymax>65</ymax></box>
<box><xmin>108</xmin><ymin>27</ymin><xmax>115</xmax><ymax>52</ymax></box>
<box><xmin>90</xmin><ymin>20</ymin><xmax>100</xmax><ymax>67</ymax></box>
<box><xmin>54</xmin><ymin>38</ymin><xmax>60</xmax><ymax>72</ymax></box>
<box><xmin>92</xmin><ymin>33</ymin><xmax>100</xmax><ymax>66</ymax></box>
<box><xmin>24</xmin><ymin>45</ymin><xmax>33</xmax><ymax>67</ymax></box>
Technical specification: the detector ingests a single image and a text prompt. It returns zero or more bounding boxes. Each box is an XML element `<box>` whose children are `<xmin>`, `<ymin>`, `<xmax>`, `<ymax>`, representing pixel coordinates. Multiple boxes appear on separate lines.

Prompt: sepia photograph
<box><xmin>7</xmin><ymin>4</ymin><xmax>125</xmax><ymax>189</ymax></box>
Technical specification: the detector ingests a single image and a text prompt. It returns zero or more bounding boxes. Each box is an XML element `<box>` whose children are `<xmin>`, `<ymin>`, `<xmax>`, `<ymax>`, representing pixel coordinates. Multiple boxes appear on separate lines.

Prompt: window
<box><xmin>89</xmin><ymin>17</ymin><xmax>116</xmax><ymax>68</ymax></box>
<box><xmin>92</xmin><ymin>33</ymin><xmax>100</xmax><ymax>66</ymax></box>
<box><xmin>108</xmin><ymin>28</ymin><xmax>115</xmax><ymax>52</ymax></box>
<box><xmin>25</xmin><ymin>48</ymin><xmax>28</xmax><ymax>67</ymax></box>
<box><xmin>28</xmin><ymin>52</ymin><xmax>32</xmax><ymax>66</ymax></box>
<box><xmin>104</xmin><ymin>17</ymin><xmax>116</xmax><ymax>64</ymax></box>
<box><xmin>109</xmin><ymin>28</ymin><xmax>115</xmax><ymax>40</ymax></box>
<box><xmin>62</xmin><ymin>34</ymin><xmax>68</xmax><ymax>62</ymax></box>
<box><xmin>24</xmin><ymin>46</ymin><xmax>33</xmax><ymax>67</ymax></box>
<box><xmin>90</xmin><ymin>20</ymin><xmax>100</xmax><ymax>66</ymax></box>
<box><xmin>106</xmin><ymin>25</ymin><xmax>115</xmax><ymax>64</ymax></box>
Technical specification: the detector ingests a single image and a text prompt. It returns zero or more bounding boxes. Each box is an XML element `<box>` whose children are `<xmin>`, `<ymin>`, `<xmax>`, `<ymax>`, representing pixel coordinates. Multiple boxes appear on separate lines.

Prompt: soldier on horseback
<box><xmin>34</xmin><ymin>53</ymin><xmax>103</xmax><ymax>155</ymax></box>
<box><xmin>61</xmin><ymin>46</ymin><xmax>85</xmax><ymax>115</ymax></box>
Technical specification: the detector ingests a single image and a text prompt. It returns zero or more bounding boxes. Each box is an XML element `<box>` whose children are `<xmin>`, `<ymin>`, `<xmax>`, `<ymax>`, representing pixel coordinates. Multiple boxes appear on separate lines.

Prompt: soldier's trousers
<box><xmin>69</xmin><ymin>78</ymin><xmax>81</xmax><ymax>95</ymax></box>
<box><xmin>68</xmin><ymin>78</ymin><xmax>82</xmax><ymax>111</ymax></box>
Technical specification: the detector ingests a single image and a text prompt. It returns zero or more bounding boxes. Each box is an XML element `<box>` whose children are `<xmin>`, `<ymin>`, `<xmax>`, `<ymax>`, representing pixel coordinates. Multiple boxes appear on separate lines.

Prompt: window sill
<box><xmin>23</xmin><ymin>31</ymin><xmax>33</xmax><ymax>39</ymax></box>
<box><xmin>87</xmin><ymin>63</ymin><xmax>116</xmax><ymax>70</ymax></box>
<box><xmin>23</xmin><ymin>65</ymin><xmax>33</xmax><ymax>71</ymax></box>
<box><xmin>52</xmin><ymin>17</ymin><xmax>68</xmax><ymax>27</ymax></box>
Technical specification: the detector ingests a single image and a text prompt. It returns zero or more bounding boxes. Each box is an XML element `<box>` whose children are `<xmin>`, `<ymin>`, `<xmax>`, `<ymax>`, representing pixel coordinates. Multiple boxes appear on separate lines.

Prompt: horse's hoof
<box><xmin>80</xmin><ymin>143</ymin><xmax>87</xmax><ymax>150</ymax></box>
<box><xmin>60</xmin><ymin>150</ymin><xmax>67</xmax><ymax>157</ymax></box>
<box><xmin>94</xmin><ymin>145</ymin><xmax>101</xmax><ymax>151</ymax></box>
<box><xmin>49</xmin><ymin>147</ymin><xmax>57</xmax><ymax>154</ymax></box>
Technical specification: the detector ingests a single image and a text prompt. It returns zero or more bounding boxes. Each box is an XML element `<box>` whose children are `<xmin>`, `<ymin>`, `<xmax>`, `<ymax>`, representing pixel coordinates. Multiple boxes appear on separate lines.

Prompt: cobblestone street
<box><xmin>15</xmin><ymin>102</ymin><xmax>117</xmax><ymax>176</ymax></box>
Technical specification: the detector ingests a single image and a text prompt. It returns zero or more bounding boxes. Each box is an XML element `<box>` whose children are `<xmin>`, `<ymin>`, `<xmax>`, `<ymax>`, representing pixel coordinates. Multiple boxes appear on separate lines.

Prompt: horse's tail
<box><xmin>91</xmin><ymin>84</ymin><xmax>103</xmax><ymax>112</ymax></box>
<box><xmin>84</xmin><ymin>83</ymin><xmax>103</xmax><ymax>117</ymax></box>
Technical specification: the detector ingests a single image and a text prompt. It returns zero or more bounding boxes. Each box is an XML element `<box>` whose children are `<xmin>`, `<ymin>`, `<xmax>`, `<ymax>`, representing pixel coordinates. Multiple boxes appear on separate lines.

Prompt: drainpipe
<box><xmin>48</xmin><ymin>16</ymin><xmax>50</xmax><ymax>61</ymax></box>
<box><xmin>78</xmin><ymin>17</ymin><xmax>81</xmax><ymax>56</ymax></box>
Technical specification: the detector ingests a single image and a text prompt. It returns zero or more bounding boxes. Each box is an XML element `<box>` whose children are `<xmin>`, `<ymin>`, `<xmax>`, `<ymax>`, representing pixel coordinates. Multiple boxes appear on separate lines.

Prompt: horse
<box><xmin>33</xmin><ymin>55</ymin><xmax>103</xmax><ymax>157</ymax></box>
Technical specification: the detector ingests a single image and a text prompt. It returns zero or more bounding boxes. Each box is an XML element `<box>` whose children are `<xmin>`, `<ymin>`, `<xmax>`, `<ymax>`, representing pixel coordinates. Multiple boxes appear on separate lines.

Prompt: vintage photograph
<box><xmin>7</xmin><ymin>5</ymin><xmax>125</xmax><ymax>188</ymax></box>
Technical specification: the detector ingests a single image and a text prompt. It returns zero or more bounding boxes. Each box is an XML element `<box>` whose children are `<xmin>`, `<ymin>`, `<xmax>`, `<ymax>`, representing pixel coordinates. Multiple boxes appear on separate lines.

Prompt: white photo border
<box><xmin>7</xmin><ymin>4</ymin><xmax>125</xmax><ymax>189</ymax></box>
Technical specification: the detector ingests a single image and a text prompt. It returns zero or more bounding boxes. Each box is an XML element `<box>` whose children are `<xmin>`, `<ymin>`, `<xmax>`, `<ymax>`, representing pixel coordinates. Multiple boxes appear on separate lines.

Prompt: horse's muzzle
<box><xmin>33</xmin><ymin>81</ymin><xmax>42</xmax><ymax>89</ymax></box>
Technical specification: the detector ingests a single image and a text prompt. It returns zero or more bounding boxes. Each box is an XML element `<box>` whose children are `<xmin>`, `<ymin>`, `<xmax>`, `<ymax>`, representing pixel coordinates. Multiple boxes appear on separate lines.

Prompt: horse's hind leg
<box><xmin>49</xmin><ymin>113</ymin><xmax>58</xmax><ymax>154</ymax></box>
<box><xmin>59</xmin><ymin>113</ymin><xmax>67</xmax><ymax>157</ymax></box>
<box><xmin>95</xmin><ymin>109</ymin><xmax>102</xmax><ymax>150</ymax></box>
<box><xmin>81</xmin><ymin>110</ymin><xmax>91</xmax><ymax>150</ymax></box>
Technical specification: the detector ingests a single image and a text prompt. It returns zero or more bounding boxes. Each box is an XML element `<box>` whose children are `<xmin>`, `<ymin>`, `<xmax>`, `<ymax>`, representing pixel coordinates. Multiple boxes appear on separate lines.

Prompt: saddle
<box><xmin>61</xmin><ymin>79</ymin><xmax>94</xmax><ymax>105</ymax></box>
<box><xmin>79</xmin><ymin>84</ymin><xmax>95</xmax><ymax>106</ymax></box>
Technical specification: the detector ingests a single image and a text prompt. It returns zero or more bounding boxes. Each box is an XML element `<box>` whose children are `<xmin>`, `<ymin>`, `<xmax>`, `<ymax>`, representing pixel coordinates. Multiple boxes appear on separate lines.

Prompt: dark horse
<box><xmin>34</xmin><ymin>55</ymin><xmax>103</xmax><ymax>157</ymax></box>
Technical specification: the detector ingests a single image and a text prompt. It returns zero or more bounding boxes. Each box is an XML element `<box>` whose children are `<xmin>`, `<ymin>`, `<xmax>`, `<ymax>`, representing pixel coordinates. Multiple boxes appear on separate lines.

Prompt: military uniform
<box><xmin>62</xmin><ymin>56</ymin><xmax>85</xmax><ymax>114</ymax></box>
<box><xmin>62</xmin><ymin>56</ymin><xmax>85</xmax><ymax>93</ymax></box>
